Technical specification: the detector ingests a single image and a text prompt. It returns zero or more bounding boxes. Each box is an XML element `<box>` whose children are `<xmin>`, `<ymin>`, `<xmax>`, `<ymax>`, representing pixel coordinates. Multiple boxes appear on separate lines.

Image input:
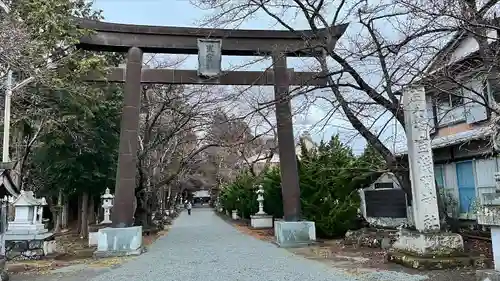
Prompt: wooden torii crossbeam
<box><xmin>77</xmin><ymin>19</ymin><xmax>347</xmax><ymax>227</ymax></box>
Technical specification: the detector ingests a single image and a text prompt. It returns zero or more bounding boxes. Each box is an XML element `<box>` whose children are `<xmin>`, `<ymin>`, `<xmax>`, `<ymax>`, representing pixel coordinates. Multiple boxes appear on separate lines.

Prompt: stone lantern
<box><xmin>100</xmin><ymin>188</ymin><xmax>114</xmax><ymax>225</ymax></box>
<box><xmin>250</xmin><ymin>184</ymin><xmax>273</xmax><ymax>229</ymax></box>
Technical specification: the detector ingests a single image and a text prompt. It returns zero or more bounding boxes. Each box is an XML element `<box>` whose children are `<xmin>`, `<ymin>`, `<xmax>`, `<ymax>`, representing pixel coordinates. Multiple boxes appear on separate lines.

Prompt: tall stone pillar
<box><xmin>389</xmin><ymin>86</ymin><xmax>464</xmax><ymax>269</ymax></box>
<box><xmin>95</xmin><ymin>47</ymin><xmax>145</xmax><ymax>258</ymax></box>
<box><xmin>271</xmin><ymin>53</ymin><xmax>301</xmax><ymax>222</ymax></box>
<box><xmin>403</xmin><ymin>85</ymin><xmax>440</xmax><ymax>232</ymax></box>
<box><xmin>112</xmin><ymin>47</ymin><xmax>143</xmax><ymax>227</ymax></box>
<box><xmin>271</xmin><ymin>53</ymin><xmax>315</xmax><ymax>248</ymax></box>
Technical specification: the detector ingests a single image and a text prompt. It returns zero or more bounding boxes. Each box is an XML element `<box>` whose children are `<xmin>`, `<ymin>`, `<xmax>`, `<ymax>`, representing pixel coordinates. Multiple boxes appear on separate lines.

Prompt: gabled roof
<box><xmin>10</xmin><ymin>190</ymin><xmax>46</xmax><ymax>206</ymax></box>
<box><xmin>427</xmin><ymin>17</ymin><xmax>499</xmax><ymax>74</ymax></box>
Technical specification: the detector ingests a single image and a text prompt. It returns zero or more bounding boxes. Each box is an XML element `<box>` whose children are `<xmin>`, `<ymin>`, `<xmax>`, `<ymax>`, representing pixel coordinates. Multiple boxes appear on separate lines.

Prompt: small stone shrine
<box><xmin>250</xmin><ymin>184</ymin><xmax>273</xmax><ymax>229</ymax></box>
<box><xmin>4</xmin><ymin>190</ymin><xmax>56</xmax><ymax>260</ymax></box>
<box><xmin>476</xmin><ymin>172</ymin><xmax>500</xmax><ymax>280</ymax></box>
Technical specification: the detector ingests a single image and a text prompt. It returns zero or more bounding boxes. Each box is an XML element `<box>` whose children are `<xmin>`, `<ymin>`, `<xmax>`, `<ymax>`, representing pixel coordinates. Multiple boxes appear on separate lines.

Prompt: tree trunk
<box><xmin>88</xmin><ymin>196</ymin><xmax>95</xmax><ymax>225</ymax></box>
<box><xmin>76</xmin><ymin>195</ymin><xmax>82</xmax><ymax>234</ymax></box>
<box><xmin>54</xmin><ymin>189</ymin><xmax>63</xmax><ymax>233</ymax></box>
<box><xmin>80</xmin><ymin>192</ymin><xmax>89</xmax><ymax>239</ymax></box>
<box><xmin>61</xmin><ymin>199</ymin><xmax>68</xmax><ymax>229</ymax></box>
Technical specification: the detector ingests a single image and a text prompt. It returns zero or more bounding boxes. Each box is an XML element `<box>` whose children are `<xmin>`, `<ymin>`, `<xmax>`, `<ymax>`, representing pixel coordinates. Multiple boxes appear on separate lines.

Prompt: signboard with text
<box><xmin>197</xmin><ymin>39</ymin><xmax>222</xmax><ymax>77</ymax></box>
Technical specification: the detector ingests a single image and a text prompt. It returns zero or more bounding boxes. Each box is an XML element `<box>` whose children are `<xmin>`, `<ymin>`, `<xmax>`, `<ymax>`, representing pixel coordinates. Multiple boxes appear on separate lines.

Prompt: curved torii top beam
<box><xmin>76</xmin><ymin>19</ymin><xmax>348</xmax><ymax>57</ymax></box>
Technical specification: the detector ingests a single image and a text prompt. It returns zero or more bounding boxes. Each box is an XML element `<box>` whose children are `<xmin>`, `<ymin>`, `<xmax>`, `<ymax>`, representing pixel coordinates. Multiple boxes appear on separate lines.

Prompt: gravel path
<box><xmin>71</xmin><ymin>208</ymin><xmax>426</xmax><ymax>281</ymax></box>
<box><xmin>13</xmin><ymin>208</ymin><xmax>430</xmax><ymax>281</ymax></box>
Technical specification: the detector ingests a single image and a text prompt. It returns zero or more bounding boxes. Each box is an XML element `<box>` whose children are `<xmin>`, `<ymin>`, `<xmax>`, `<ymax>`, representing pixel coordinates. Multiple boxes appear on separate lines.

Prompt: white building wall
<box><xmin>436</xmin><ymin>157</ymin><xmax>498</xmax><ymax>219</ymax></box>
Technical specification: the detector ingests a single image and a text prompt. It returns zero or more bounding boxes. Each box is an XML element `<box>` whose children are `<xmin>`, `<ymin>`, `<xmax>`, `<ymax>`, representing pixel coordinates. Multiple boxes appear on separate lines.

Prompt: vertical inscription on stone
<box><xmin>403</xmin><ymin>86</ymin><xmax>441</xmax><ymax>232</ymax></box>
<box><xmin>197</xmin><ymin>39</ymin><xmax>222</xmax><ymax>78</ymax></box>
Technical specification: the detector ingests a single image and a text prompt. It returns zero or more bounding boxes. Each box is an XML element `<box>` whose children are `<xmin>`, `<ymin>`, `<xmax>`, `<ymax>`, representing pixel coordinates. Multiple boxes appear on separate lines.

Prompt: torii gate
<box><xmin>78</xmin><ymin>19</ymin><xmax>347</xmax><ymax>231</ymax></box>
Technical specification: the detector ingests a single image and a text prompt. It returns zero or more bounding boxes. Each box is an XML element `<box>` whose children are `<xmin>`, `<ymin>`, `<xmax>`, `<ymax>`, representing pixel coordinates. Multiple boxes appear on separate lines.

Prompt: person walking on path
<box><xmin>186</xmin><ymin>201</ymin><xmax>192</xmax><ymax>215</ymax></box>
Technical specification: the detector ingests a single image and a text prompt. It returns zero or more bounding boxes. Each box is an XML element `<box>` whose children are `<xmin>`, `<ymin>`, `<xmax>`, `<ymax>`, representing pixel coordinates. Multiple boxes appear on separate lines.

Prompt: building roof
<box><xmin>395</xmin><ymin>125</ymin><xmax>492</xmax><ymax>156</ymax></box>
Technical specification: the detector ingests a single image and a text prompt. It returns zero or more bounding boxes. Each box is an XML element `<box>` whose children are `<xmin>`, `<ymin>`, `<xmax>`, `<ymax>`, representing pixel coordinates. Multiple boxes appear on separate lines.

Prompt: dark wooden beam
<box><xmin>85</xmin><ymin>68</ymin><xmax>327</xmax><ymax>86</ymax></box>
<box><xmin>76</xmin><ymin>19</ymin><xmax>348</xmax><ymax>57</ymax></box>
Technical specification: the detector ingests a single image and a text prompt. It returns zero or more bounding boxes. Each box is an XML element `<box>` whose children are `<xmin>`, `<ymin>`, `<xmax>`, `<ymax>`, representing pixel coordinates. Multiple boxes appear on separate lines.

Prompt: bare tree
<box><xmin>188</xmin><ymin>0</ymin><xmax>500</xmax><ymax>206</ymax></box>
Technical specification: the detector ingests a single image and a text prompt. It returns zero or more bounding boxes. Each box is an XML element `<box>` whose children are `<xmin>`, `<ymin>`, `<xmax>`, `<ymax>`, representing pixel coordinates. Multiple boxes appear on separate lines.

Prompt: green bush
<box><xmin>219</xmin><ymin>171</ymin><xmax>258</xmax><ymax>219</ymax></box>
<box><xmin>260</xmin><ymin>166</ymin><xmax>283</xmax><ymax>218</ymax></box>
<box><xmin>220</xmin><ymin>135</ymin><xmax>377</xmax><ymax>238</ymax></box>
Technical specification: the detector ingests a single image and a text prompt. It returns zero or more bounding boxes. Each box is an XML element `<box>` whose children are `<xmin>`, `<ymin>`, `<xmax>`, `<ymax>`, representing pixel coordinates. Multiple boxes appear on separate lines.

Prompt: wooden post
<box><xmin>272</xmin><ymin>53</ymin><xmax>301</xmax><ymax>222</ymax></box>
<box><xmin>112</xmin><ymin>47</ymin><xmax>143</xmax><ymax>227</ymax></box>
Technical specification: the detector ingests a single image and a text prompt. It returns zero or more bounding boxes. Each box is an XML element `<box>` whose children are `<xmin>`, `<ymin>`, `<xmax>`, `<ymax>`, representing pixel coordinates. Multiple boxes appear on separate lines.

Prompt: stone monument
<box><xmin>5</xmin><ymin>190</ymin><xmax>56</xmax><ymax>259</ymax></box>
<box><xmin>250</xmin><ymin>184</ymin><xmax>273</xmax><ymax>229</ymax></box>
<box><xmin>388</xmin><ymin>86</ymin><xmax>465</xmax><ymax>269</ymax></box>
<box><xmin>100</xmin><ymin>188</ymin><xmax>114</xmax><ymax>225</ymax></box>
<box><xmin>476</xmin><ymin>172</ymin><xmax>500</xmax><ymax>280</ymax></box>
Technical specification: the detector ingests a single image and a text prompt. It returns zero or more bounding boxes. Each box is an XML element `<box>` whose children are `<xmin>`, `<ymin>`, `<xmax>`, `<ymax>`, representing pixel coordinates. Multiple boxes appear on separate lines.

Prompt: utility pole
<box><xmin>2</xmin><ymin>69</ymin><xmax>12</xmax><ymax>162</ymax></box>
<box><xmin>1</xmin><ymin>1</ymin><xmax>35</xmax><ymax>163</ymax></box>
<box><xmin>1</xmin><ymin>1</ymin><xmax>11</xmax><ymax>163</ymax></box>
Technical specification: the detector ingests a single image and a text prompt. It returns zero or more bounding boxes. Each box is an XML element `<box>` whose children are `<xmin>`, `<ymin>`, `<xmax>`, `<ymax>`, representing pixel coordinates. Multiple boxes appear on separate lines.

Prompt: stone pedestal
<box><xmin>250</xmin><ymin>215</ymin><xmax>273</xmax><ymax>229</ymax></box>
<box><xmin>231</xmin><ymin>210</ymin><xmax>238</xmax><ymax>220</ymax></box>
<box><xmin>392</xmin><ymin>229</ymin><xmax>464</xmax><ymax>256</ymax></box>
<box><xmin>88</xmin><ymin>231</ymin><xmax>99</xmax><ymax>246</ymax></box>
<box><xmin>5</xmin><ymin>232</ymin><xmax>57</xmax><ymax>260</ymax></box>
<box><xmin>274</xmin><ymin>220</ymin><xmax>316</xmax><ymax>248</ymax></box>
<box><xmin>387</xmin><ymin>229</ymin><xmax>486</xmax><ymax>270</ymax></box>
<box><xmin>93</xmin><ymin>226</ymin><xmax>144</xmax><ymax>258</ymax></box>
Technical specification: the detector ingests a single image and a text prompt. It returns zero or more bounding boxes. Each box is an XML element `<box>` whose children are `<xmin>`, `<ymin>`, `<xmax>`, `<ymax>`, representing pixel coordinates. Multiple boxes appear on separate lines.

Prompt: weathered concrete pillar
<box><xmin>389</xmin><ymin>86</ymin><xmax>464</xmax><ymax>269</ymax></box>
<box><xmin>272</xmin><ymin>53</ymin><xmax>301</xmax><ymax>222</ymax></box>
<box><xmin>112</xmin><ymin>47</ymin><xmax>143</xmax><ymax>227</ymax></box>
<box><xmin>403</xmin><ymin>85</ymin><xmax>440</xmax><ymax>232</ymax></box>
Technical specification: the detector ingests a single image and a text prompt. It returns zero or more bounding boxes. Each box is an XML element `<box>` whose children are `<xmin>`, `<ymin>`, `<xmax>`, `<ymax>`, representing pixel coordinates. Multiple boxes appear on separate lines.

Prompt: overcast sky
<box><xmin>91</xmin><ymin>0</ymin><xmax>403</xmax><ymax>154</ymax></box>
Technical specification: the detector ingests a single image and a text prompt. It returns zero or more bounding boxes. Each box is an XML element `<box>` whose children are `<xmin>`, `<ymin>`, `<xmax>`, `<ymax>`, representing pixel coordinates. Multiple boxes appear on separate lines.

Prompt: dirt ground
<box><xmin>229</xmin><ymin>218</ymin><xmax>491</xmax><ymax>281</ymax></box>
<box><xmin>6</xmin><ymin>229</ymin><xmax>168</xmax><ymax>280</ymax></box>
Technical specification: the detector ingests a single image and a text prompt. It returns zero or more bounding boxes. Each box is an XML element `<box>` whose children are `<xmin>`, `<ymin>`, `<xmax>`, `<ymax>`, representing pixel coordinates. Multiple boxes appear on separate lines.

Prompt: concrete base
<box><xmin>88</xmin><ymin>232</ymin><xmax>98</xmax><ymax>246</ymax></box>
<box><xmin>250</xmin><ymin>214</ymin><xmax>273</xmax><ymax>229</ymax></box>
<box><xmin>231</xmin><ymin>210</ymin><xmax>239</xmax><ymax>220</ymax></box>
<box><xmin>388</xmin><ymin>250</ymin><xmax>487</xmax><ymax>270</ymax></box>
<box><xmin>93</xmin><ymin>226</ymin><xmax>144</xmax><ymax>258</ymax></box>
<box><xmin>391</xmin><ymin>229</ymin><xmax>464</xmax><ymax>257</ymax></box>
<box><xmin>4</xmin><ymin>231</ymin><xmax>53</xmax><ymax>241</ymax></box>
<box><xmin>5</xmin><ymin>233</ymin><xmax>57</xmax><ymax>260</ymax></box>
<box><xmin>388</xmin><ymin>229</ymin><xmax>476</xmax><ymax>270</ymax></box>
<box><xmin>274</xmin><ymin>220</ymin><xmax>316</xmax><ymax>248</ymax></box>
<box><xmin>477</xmin><ymin>270</ymin><xmax>500</xmax><ymax>281</ymax></box>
